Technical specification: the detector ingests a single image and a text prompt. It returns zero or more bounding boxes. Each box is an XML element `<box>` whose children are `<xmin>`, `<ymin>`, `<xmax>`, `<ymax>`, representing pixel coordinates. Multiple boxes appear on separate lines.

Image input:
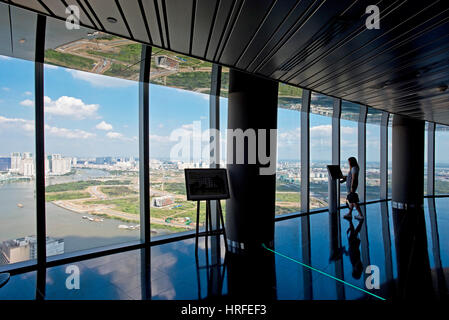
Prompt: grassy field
<box><xmin>104</xmin><ymin>62</ymin><xmax>139</xmax><ymax>78</ymax></box>
<box><xmin>46</xmin><ymin>191</ymin><xmax>90</xmax><ymax>202</ymax></box>
<box><xmin>164</xmin><ymin>72</ymin><xmax>211</xmax><ymax>92</ymax></box>
<box><xmin>276</xmin><ymin>181</ymin><xmax>300</xmax><ymax>192</ymax></box>
<box><xmin>86</xmin><ymin>197</ymin><xmax>140</xmax><ymax>215</ymax></box>
<box><xmin>87</xmin><ymin>43</ymin><xmax>142</xmax><ymax>64</ymax></box>
<box><xmin>46</xmin><ymin>180</ymin><xmax>131</xmax><ymax>192</ymax></box>
<box><xmin>100</xmin><ymin>186</ymin><xmax>137</xmax><ymax>197</ymax></box>
<box><xmin>278</xmin><ymin>83</ymin><xmax>303</xmax><ymax>97</ymax></box>
<box><xmin>435</xmin><ymin>180</ymin><xmax>449</xmax><ymax>194</ymax></box>
<box><xmin>276</xmin><ymin>192</ymin><xmax>301</xmax><ymax>203</ymax></box>
<box><xmin>163</xmin><ymin>182</ymin><xmax>187</xmax><ymax>195</ymax></box>
<box><xmin>45</xmin><ymin>49</ymin><xmax>94</xmax><ymax>70</ymax></box>
<box><xmin>275</xmin><ymin>206</ymin><xmax>298</xmax><ymax>215</ymax></box>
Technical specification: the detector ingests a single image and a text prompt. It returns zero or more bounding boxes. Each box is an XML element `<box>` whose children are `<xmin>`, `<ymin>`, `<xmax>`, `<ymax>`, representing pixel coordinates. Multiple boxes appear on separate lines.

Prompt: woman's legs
<box><xmin>344</xmin><ymin>203</ymin><xmax>354</xmax><ymax>219</ymax></box>
<box><xmin>354</xmin><ymin>203</ymin><xmax>364</xmax><ymax>220</ymax></box>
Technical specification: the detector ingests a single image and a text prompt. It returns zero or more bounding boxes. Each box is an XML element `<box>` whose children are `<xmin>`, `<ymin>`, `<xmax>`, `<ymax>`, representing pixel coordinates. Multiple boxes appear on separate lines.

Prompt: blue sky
<box><xmin>1</xmin><ymin>55</ymin><xmax>447</xmax><ymax>163</ymax></box>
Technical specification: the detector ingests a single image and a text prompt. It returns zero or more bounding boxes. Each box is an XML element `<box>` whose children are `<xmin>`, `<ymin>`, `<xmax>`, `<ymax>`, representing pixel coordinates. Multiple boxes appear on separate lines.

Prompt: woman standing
<box><xmin>340</xmin><ymin>157</ymin><xmax>364</xmax><ymax>220</ymax></box>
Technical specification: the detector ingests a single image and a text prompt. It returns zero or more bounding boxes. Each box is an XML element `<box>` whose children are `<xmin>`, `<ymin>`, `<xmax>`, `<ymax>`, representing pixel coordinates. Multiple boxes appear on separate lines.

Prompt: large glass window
<box><xmin>366</xmin><ymin>108</ymin><xmax>382</xmax><ymax>200</ymax></box>
<box><xmin>424</xmin><ymin>123</ymin><xmax>428</xmax><ymax>195</ymax></box>
<box><xmin>388</xmin><ymin>116</ymin><xmax>393</xmax><ymax>198</ymax></box>
<box><xmin>309</xmin><ymin>93</ymin><xmax>333</xmax><ymax>209</ymax></box>
<box><xmin>219</xmin><ymin>67</ymin><xmax>229</xmax><ymax>216</ymax></box>
<box><xmin>340</xmin><ymin>101</ymin><xmax>359</xmax><ymax>204</ymax></box>
<box><xmin>276</xmin><ymin>84</ymin><xmax>301</xmax><ymax>215</ymax></box>
<box><xmin>43</xmin><ymin>18</ymin><xmax>141</xmax><ymax>256</ymax></box>
<box><xmin>0</xmin><ymin>56</ymin><xmax>36</xmax><ymax>266</ymax></box>
<box><xmin>435</xmin><ymin>124</ymin><xmax>449</xmax><ymax>195</ymax></box>
<box><xmin>149</xmin><ymin>47</ymin><xmax>212</xmax><ymax>237</ymax></box>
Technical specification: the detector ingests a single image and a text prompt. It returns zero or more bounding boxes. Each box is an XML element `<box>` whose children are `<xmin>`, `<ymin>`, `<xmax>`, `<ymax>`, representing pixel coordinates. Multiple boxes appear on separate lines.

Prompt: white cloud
<box><xmin>44</xmin><ymin>96</ymin><xmax>99</xmax><ymax>119</ymax></box>
<box><xmin>20</xmin><ymin>99</ymin><xmax>34</xmax><ymax>107</ymax></box>
<box><xmin>24</xmin><ymin>91</ymin><xmax>32</xmax><ymax>96</ymax></box>
<box><xmin>149</xmin><ymin>134</ymin><xmax>170</xmax><ymax>143</ymax></box>
<box><xmin>0</xmin><ymin>55</ymin><xmax>11</xmax><ymax>60</ymax></box>
<box><xmin>96</xmin><ymin>121</ymin><xmax>113</xmax><ymax>131</ymax></box>
<box><xmin>106</xmin><ymin>132</ymin><xmax>123</xmax><ymax>139</ymax></box>
<box><xmin>67</xmin><ymin>69</ymin><xmax>134</xmax><ymax>87</ymax></box>
<box><xmin>106</xmin><ymin>131</ymin><xmax>136</xmax><ymax>141</ymax></box>
<box><xmin>45</xmin><ymin>124</ymin><xmax>94</xmax><ymax>139</ymax></box>
<box><xmin>2</xmin><ymin>87</ymin><xmax>10</xmax><ymax>91</ymax></box>
<box><xmin>44</xmin><ymin>64</ymin><xmax>58</xmax><ymax>70</ymax></box>
<box><xmin>0</xmin><ymin>115</ymin><xmax>34</xmax><ymax>132</ymax></box>
<box><xmin>0</xmin><ymin>115</ymin><xmax>94</xmax><ymax>139</ymax></box>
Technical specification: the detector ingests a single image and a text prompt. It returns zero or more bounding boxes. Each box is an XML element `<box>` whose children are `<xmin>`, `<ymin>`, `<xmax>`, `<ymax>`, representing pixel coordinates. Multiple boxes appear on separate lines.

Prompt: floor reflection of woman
<box><xmin>344</xmin><ymin>219</ymin><xmax>364</xmax><ymax>279</ymax></box>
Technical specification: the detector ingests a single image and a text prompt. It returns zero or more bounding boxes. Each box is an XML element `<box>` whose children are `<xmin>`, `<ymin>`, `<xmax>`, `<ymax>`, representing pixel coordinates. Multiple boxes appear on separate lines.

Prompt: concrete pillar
<box><xmin>226</xmin><ymin>69</ymin><xmax>278</xmax><ymax>253</ymax></box>
<box><xmin>391</xmin><ymin>115</ymin><xmax>433</xmax><ymax>299</ymax></box>
<box><xmin>392</xmin><ymin>115</ymin><xmax>424</xmax><ymax>206</ymax></box>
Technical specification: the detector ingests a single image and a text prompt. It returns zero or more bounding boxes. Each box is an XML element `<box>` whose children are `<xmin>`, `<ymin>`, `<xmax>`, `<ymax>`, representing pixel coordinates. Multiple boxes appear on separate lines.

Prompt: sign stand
<box><xmin>195</xmin><ymin>199</ymin><xmax>228</xmax><ymax>259</ymax></box>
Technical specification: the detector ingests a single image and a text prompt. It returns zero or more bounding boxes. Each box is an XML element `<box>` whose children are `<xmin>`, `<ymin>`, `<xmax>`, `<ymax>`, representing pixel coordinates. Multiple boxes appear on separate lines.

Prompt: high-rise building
<box><xmin>0</xmin><ymin>157</ymin><xmax>11</xmax><ymax>171</ymax></box>
<box><xmin>0</xmin><ymin>236</ymin><xmax>64</xmax><ymax>265</ymax></box>
<box><xmin>10</xmin><ymin>152</ymin><xmax>21</xmax><ymax>172</ymax></box>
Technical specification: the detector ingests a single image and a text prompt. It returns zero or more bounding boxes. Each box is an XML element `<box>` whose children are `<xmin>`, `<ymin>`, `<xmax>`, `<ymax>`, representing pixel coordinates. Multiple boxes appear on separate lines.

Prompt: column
<box><xmin>226</xmin><ymin>69</ymin><xmax>278</xmax><ymax>253</ymax></box>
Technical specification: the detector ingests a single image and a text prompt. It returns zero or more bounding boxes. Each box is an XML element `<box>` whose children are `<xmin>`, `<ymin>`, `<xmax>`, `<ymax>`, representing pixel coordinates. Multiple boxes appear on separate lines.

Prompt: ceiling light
<box><xmin>107</xmin><ymin>17</ymin><xmax>117</xmax><ymax>23</ymax></box>
<box><xmin>438</xmin><ymin>84</ymin><xmax>448</xmax><ymax>92</ymax></box>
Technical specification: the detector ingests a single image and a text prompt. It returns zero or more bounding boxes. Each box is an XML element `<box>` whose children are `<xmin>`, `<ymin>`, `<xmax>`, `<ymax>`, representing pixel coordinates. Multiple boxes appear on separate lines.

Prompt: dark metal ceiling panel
<box><xmin>10</xmin><ymin>0</ymin><xmax>49</xmax><ymax>14</ymax></box>
<box><xmin>298</xmin><ymin>2</ymin><xmax>449</xmax><ymax>93</ymax></box>
<box><xmin>41</xmin><ymin>0</ymin><xmax>67</xmax><ymax>17</ymax></box>
<box><xmin>155</xmin><ymin>0</ymin><xmax>169</xmax><ymax>48</ymax></box>
<box><xmin>87</xmin><ymin>0</ymin><xmax>130</xmax><ymax>37</ymax></box>
<box><xmin>191</xmin><ymin>0</ymin><xmax>217</xmax><ymax>57</ymax></box>
<box><xmin>213</xmin><ymin>0</ymin><xmax>244</xmax><ymax>62</ymax></box>
<box><xmin>257</xmin><ymin>0</ymin><xmax>355</xmax><ymax>77</ymax></box>
<box><xmin>205</xmin><ymin>0</ymin><xmax>235</xmax><ymax>61</ymax></box>
<box><xmin>1</xmin><ymin>0</ymin><xmax>449</xmax><ymax>125</ymax></box>
<box><xmin>243</xmin><ymin>0</ymin><xmax>319</xmax><ymax>73</ymax></box>
<box><xmin>234</xmin><ymin>0</ymin><xmax>299</xmax><ymax>70</ymax></box>
<box><xmin>118</xmin><ymin>0</ymin><xmax>150</xmax><ymax>43</ymax></box>
<box><xmin>140</xmin><ymin>0</ymin><xmax>163</xmax><ymax>47</ymax></box>
<box><xmin>0</xmin><ymin>2</ymin><xmax>12</xmax><ymax>57</ymax></box>
<box><xmin>10</xmin><ymin>5</ymin><xmax>36</xmax><ymax>61</ymax></box>
<box><xmin>219</xmin><ymin>0</ymin><xmax>274</xmax><ymax>66</ymax></box>
<box><xmin>165</xmin><ymin>0</ymin><xmax>193</xmax><ymax>53</ymax></box>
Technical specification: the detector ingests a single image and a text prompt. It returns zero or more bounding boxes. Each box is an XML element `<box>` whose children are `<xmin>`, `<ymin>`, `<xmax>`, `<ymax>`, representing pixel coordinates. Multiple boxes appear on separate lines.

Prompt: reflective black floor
<box><xmin>1</xmin><ymin>198</ymin><xmax>449</xmax><ymax>300</ymax></box>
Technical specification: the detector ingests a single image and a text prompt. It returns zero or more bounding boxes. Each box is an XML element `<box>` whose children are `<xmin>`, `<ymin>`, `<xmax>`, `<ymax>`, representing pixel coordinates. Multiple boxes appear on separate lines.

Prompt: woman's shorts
<box><xmin>346</xmin><ymin>192</ymin><xmax>359</xmax><ymax>204</ymax></box>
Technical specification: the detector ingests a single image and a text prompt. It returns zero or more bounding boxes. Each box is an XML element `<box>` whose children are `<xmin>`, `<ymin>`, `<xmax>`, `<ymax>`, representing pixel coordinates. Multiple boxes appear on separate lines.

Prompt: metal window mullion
<box><xmin>427</xmin><ymin>122</ymin><xmax>435</xmax><ymax>196</ymax></box>
<box><xmin>332</xmin><ymin>98</ymin><xmax>341</xmax><ymax>203</ymax></box>
<box><xmin>209</xmin><ymin>64</ymin><xmax>221</xmax><ymax>231</ymax></box>
<box><xmin>358</xmin><ymin>106</ymin><xmax>370</xmax><ymax>282</ymax></box>
<box><xmin>380</xmin><ymin>112</ymin><xmax>389</xmax><ymax>200</ymax></box>
<box><xmin>301</xmin><ymin>89</ymin><xmax>310</xmax><ymax>213</ymax></box>
<box><xmin>139</xmin><ymin>45</ymin><xmax>151</xmax><ymax>245</ymax></box>
<box><xmin>358</xmin><ymin>106</ymin><xmax>367</xmax><ymax>203</ymax></box>
<box><xmin>209</xmin><ymin>64</ymin><xmax>222</xmax><ymax>291</ymax></box>
<box><xmin>300</xmin><ymin>90</ymin><xmax>312</xmax><ymax>298</ymax></box>
<box><xmin>34</xmin><ymin>14</ymin><xmax>47</xmax><ymax>299</ymax></box>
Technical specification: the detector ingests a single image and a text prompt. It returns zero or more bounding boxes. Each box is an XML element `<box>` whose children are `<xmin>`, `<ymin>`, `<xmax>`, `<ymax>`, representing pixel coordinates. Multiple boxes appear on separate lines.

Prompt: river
<box><xmin>0</xmin><ymin>168</ymin><xmax>169</xmax><ymax>261</ymax></box>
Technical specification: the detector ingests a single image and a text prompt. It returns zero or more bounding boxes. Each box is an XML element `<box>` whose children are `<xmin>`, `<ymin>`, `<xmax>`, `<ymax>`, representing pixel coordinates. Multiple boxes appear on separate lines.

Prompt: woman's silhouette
<box><xmin>340</xmin><ymin>157</ymin><xmax>364</xmax><ymax>220</ymax></box>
